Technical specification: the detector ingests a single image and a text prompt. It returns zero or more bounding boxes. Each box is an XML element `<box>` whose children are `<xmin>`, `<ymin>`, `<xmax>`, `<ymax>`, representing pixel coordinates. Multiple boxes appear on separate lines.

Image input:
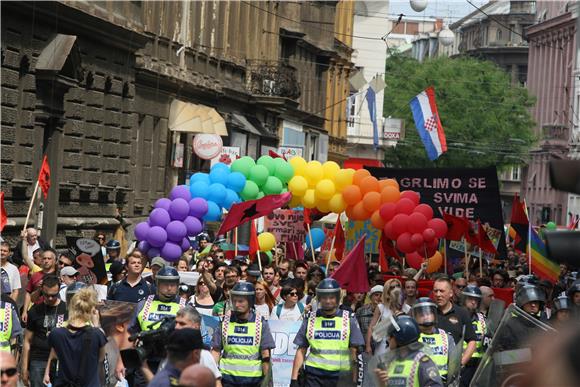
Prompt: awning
<box><xmin>168</xmin><ymin>99</ymin><xmax>228</xmax><ymax>136</ymax></box>
<box><xmin>231</xmin><ymin>113</ymin><xmax>261</xmax><ymax>136</ymax></box>
<box><xmin>343</xmin><ymin>158</ymin><xmax>384</xmax><ymax>170</ymax></box>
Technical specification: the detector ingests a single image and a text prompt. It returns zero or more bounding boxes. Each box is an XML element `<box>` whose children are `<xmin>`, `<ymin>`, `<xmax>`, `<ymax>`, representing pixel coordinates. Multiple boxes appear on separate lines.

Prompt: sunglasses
<box><xmin>97</xmin><ymin>236</ymin><xmax>105</xmax><ymax>240</ymax></box>
<box><xmin>58</xmin><ymin>260</ymin><xmax>69</xmax><ymax>266</ymax></box>
<box><xmin>456</xmin><ymin>285</ymin><xmax>466</xmax><ymax>290</ymax></box>
<box><xmin>288</xmin><ymin>291</ymin><xmax>299</xmax><ymax>297</ymax></box>
<box><xmin>216</xmin><ymin>255</ymin><xmax>224</xmax><ymax>259</ymax></box>
<box><xmin>1</xmin><ymin>368</ymin><xmax>17</xmax><ymax>377</ymax></box>
<box><xmin>42</xmin><ymin>292</ymin><xmax>60</xmax><ymax>299</ymax></box>
<box><xmin>390</xmin><ymin>284</ymin><xmax>401</xmax><ymax>289</ymax></box>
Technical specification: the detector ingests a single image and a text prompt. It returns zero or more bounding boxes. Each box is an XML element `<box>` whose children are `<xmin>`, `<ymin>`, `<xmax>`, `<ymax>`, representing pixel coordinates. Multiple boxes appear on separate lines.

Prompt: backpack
<box><xmin>276</xmin><ymin>302</ymin><xmax>304</xmax><ymax>318</ymax></box>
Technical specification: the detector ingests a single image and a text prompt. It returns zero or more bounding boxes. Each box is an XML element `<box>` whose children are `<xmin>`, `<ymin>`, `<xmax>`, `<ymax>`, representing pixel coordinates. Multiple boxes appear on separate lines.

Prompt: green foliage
<box><xmin>383</xmin><ymin>55</ymin><xmax>536</xmax><ymax>168</ymax></box>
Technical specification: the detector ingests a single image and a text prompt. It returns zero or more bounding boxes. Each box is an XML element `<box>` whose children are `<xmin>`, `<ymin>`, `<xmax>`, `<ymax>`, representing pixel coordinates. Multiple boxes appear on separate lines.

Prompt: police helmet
<box><xmin>515</xmin><ymin>284</ymin><xmax>546</xmax><ymax>309</ymax></box>
<box><xmin>412</xmin><ymin>297</ymin><xmax>438</xmax><ymax>327</ymax></box>
<box><xmin>552</xmin><ymin>295</ymin><xmax>572</xmax><ymax>312</ymax></box>
<box><xmin>65</xmin><ymin>281</ymin><xmax>88</xmax><ymax>305</ymax></box>
<box><xmin>156</xmin><ymin>266</ymin><xmax>180</xmax><ymax>286</ymax></box>
<box><xmin>197</xmin><ymin>233</ymin><xmax>210</xmax><ymax>243</ymax></box>
<box><xmin>387</xmin><ymin>315</ymin><xmax>420</xmax><ymax>347</ymax></box>
<box><xmin>461</xmin><ymin>285</ymin><xmax>482</xmax><ymax>308</ymax></box>
<box><xmin>316</xmin><ymin>278</ymin><xmax>341</xmax><ymax>299</ymax></box>
<box><xmin>230</xmin><ymin>281</ymin><xmax>256</xmax><ymax>308</ymax></box>
<box><xmin>567</xmin><ymin>281</ymin><xmax>580</xmax><ymax>297</ymax></box>
<box><xmin>106</xmin><ymin>240</ymin><xmax>121</xmax><ymax>250</ymax></box>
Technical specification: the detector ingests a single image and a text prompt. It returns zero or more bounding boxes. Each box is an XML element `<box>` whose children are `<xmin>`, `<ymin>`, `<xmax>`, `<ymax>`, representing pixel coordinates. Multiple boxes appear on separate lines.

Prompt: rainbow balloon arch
<box><xmin>134</xmin><ymin>156</ymin><xmax>447</xmax><ymax>271</ymax></box>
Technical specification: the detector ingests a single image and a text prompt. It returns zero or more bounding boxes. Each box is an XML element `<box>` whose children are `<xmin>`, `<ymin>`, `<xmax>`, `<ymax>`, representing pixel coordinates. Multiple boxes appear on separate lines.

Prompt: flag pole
<box><xmin>291</xmin><ymin>242</ymin><xmax>298</xmax><ymax>261</ymax></box>
<box><xmin>306</xmin><ymin>223</ymin><xmax>316</xmax><ymax>263</ymax></box>
<box><xmin>255</xmin><ymin>220</ymin><xmax>263</xmax><ymax>272</ymax></box>
<box><xmin>479</xmin><ymin>247</ymin><xmax>483</xmax><ymax>277</ymax></box>
<box><xmin>327</xmin><ymin>231</ymin><xmax>336</xmax><ymax>270</ymax></box>
<box><xmin>23</xmin><ymin>180</ymin><xmax>40</xmax><ymax>233</ymax></box>
<box><xmin>234</xmin><ymin>227</ymin><xmax>238</xmax><ymax>257</ymax></box>
<box><xmin>464</xmin><ymin>238</ymin><xmax>469</xmax><ymax>278</ymax></box>
<box><xmin>443</xmin><ymin>238</ymin><xmax>448</xmax><ymax>275</ymax></box>
<box><xmin>528</xmin><ymin>221</ymin><xmax>532</xmax><ymax>276</ymax></box>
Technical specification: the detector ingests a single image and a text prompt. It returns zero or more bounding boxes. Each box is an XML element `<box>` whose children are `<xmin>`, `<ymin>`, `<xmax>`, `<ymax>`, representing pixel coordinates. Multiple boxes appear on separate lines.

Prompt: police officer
<box><xmin>550</xmin><ymin>294</ymin><xmax>572</xmax><ymax>325</ymax></box>
<box><xmin>104</xmin><ymin>239</ymin><xmax>121</xmax><ymax>270</ymax></box>
<box><xmin>412</xmin><ymin>298</ymin><xmax>455</xmax><ymax>383</ymax></box>
<box><xmin>375</xmin><ymin>315</ymin><xmax>443</xmax><ymax>387</ymax></box>
<box><xmin>0</xmin><ymin>298</ymin><xmax>22</xmax><ymax>353</ymax></box>
<box><xmin>211</xmin><ymin>281</ymin><xmax>275</xmax><ymax>387</ymax></box>
<box><xmin>459</xmin><ymin>285</ymin><xmax>487</xmax><ymax>386</ymax></box>
<box><xmin>567</xmin><ymin>280</ymin><xmax>580</xmax><ymax>318</ymax></box>
<box><xmin>291</xmin><ymin>278</ymin><xmax>365</xmax><ymax>387</ymax></box>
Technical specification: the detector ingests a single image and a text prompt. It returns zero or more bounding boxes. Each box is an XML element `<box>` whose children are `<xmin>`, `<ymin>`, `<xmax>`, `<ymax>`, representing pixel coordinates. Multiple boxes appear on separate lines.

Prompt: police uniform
<box><xmin>0</xmin><ymin>300</ymin><xmax>22</xmax><ymax>352</ymax></box>
<box><xmin>131</xmin><ymin>294</ymin><xmax>186</xmax><ymax>333</ymax></box>
<box><xmin>459</xmin><ymin>311</ymin><xmax>487</xmax><ymax>386</ymax></box>
<box><xmin>211</xmin><ymin>311</ymin><xmax>275</xmax><ymax>387</ymax></box>
<box><xmin>293</xmin><ymin>309</ymin><xmax>365</xmax><ymax>387</ymax></box>
<box><xmin>385</xmin><ymin>349</ymin><xmax>443</xmax><ymax>387</ymax></box>
<box><xmin>418</xmin><ymin>328</ymin><xmax>455</xmax><ymax>381</ymax></box>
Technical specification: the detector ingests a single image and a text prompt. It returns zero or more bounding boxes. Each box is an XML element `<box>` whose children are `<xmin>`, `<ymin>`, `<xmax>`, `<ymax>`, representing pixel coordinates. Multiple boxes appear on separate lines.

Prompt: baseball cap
<box><xmin>370</xmin><ymin>285</ymin><xmax>384</xmax><ymax>295</ymax></box>
<box><xmin>151</xmin><ymin>257</ymin><xmax>167</xmax><ymax>268</ymax></box>
<box><xmin>166</xmin><ymin>328</ymin><xmax>204</xmax><ymax>352</ymax></box>
<box><xmin>60</xmin><ymin>266</ymin><xmax>79</xmax><ymax>277</ymax></box>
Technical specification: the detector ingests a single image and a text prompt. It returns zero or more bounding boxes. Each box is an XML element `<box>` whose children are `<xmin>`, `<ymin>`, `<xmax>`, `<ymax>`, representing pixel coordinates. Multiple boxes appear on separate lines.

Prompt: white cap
<box><xmin>60</xmin><ymin>266</ymin><xmax>79</xmax><ymax>277</ymax></box>
<box><xmin>370</xmin><ymin>285</ymin><xmax>384</xmax><ymax>295</ymax></box>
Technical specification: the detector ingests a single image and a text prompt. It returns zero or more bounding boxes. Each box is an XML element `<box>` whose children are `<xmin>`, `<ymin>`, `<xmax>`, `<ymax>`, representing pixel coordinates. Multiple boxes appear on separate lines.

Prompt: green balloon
<box><xmin>257</xmin><ymin>155</ymin><xmax>276</xmax><ymax>175</ymax></box>
<box><xmin>263</xmin><ymin>176</ymin><xmax>283</xmax><ymax>195</ymax></box>
<box><xmin>256</xmin><ymin>191</ymin><xmax>265</xmax><ymax>199</ymax></box>
<box><xmin>274</xmin><ymin>159</ymin><xmax>295</xmax><ymax>184</ymax></box>
<box><xmin>231</xmin><ymin>156</ymin><xmax>256</xmax><ymax>178</ymax></box>
<box><xmin>240</xmin><ymin>180</ymin><xmax>259</xmax><ymax>200</ymax></box>
<box><xmin>546</xmin><ymin>221</ymin><xmax>557</xmax><ymax>230</ymax></box>
<box><xmin>250</xmin><ymin>165</ymin><xmax>269</xmax><ymax>187</ymax></box>
<box><xmin>281</xmin><ymin>188</ymin><xmax>288</xmax><ymax>193</ymax></box>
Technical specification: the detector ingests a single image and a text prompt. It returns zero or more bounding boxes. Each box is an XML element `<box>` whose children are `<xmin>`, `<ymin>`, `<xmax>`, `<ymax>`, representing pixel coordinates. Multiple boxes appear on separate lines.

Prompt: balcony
<box><xmin>245</xmin><ymin>60</ymin><xmax>301</xmax><ymax>99</ymax></box>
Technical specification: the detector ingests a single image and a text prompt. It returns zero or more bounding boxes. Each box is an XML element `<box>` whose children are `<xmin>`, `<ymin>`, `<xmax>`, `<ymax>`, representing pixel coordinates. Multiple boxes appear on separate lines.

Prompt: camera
<box><xmin>120</xmin><ymin>316</ymin><xmax>176</xmax><ymax>368</ymax></box>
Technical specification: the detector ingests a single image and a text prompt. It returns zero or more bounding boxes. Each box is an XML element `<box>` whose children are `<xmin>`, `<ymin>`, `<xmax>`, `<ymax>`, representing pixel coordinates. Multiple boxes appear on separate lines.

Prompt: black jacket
<box><xmin>10</xmin><ymin>237</ymin><xmax>50</xmax><ymax>266</ymax></box>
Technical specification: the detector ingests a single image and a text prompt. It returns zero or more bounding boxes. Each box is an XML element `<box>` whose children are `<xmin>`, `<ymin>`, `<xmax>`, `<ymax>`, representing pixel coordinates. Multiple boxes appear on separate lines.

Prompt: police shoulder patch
<box><xmin>421</xmin><ymin>356</ymin><xmax>430</xmax><ymax>363</ymax></box>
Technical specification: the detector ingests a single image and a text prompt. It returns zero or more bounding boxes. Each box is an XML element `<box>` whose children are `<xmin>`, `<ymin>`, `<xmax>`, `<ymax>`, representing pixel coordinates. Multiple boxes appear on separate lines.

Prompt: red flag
<box><xmin>0</xmin><ymin>192</ymin><xmax>7</xmax><ymax>232</ymax></box>
<box><xmin>567</xmin><ymin>214</ymin><xmax>579</xmax><ymax>230</ymax></box>
<box><xmin>331</xmin><ymin>235</ymin><xmax>369</xmax><ymax>293</ymax></box>
<box><xmin>303</xmin><ymin>208</ymin><xmax>312</xmax><ymax>228</ymax></box>
<box><xmin>380</xmin><ymin>231</ymin><xmax>400</xmax><ymax>260</ymax></box>
<box><xmin>249</xmin><ymin>221</ymin><xmax>259</xmax><ymax>258</ymax></box>
<box><xmin>477</xmin><ymin>220</ymin><xmax>498</xmax><ymax>254</ymax></box>
<box><xmin>334</xmin><ymin>217</ymin><xmax>345</xmax><ymax>260</ymax></box>
<box><xmin>38</xmin><ymin>155</ymin><xmax>50</xmax><ymax>198</ymax></box>
<box><xmin>442</xmin><ymin>212</ymin><xmax>470</xmax><ymax>241</ymax></box>
<box><xmin>217</xmin><ymin>192</ymin><xmax>292</xmax><ymax>235</ymax></box>
<box><xmin>268</xmin><ymin>149</ymin><xmax>287</xmax><ymax>161</ymax></box>
<box><xmin>510</xmin><ymin>194</ymin><xmax>529</xmax><ymax>252</ymax></box>
<box><xmin>465</xmin><ymin>221</ymin><xmax>479</xmax><ymax>246</ymax></box>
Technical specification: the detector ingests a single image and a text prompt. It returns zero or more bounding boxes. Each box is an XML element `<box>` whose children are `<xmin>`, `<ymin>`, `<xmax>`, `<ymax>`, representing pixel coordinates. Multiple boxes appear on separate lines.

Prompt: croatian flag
<box><xmin>410</xmin><ymin>87</ymin><xmax>447</xmax><ymax>161</ymax></box>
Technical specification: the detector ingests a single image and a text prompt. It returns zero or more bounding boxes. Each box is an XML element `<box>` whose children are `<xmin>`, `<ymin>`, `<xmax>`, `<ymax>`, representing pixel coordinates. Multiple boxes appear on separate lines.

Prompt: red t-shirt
<box><xmin>26</xmin><ymin>271</ymin><xmax>47</xmax><ymax>305</ymax></box>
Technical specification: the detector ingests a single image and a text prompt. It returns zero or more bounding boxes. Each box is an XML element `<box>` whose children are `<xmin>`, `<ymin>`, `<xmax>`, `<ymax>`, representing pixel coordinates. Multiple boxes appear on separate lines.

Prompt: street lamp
<box><xmin>438</xmin><ymin>25</ymin><xmax>455</xmax><ymax>46</ymax></box>
<box><xmin>410</xmin><ymin>0</ymin><xmax>428</xmax><ymax>13</ymax></box>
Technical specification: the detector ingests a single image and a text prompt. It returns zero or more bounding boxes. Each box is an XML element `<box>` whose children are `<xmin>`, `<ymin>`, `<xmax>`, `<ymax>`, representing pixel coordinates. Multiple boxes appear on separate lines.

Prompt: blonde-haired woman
<box><xmin>365</xmin><ymin>278</ymin><xmax>405</xmax><ymax>355</ymax></box>
<box><xmin>43</xmin><ymin>287</ymin><xmax>107</xmax><ymax>387</ymax></box>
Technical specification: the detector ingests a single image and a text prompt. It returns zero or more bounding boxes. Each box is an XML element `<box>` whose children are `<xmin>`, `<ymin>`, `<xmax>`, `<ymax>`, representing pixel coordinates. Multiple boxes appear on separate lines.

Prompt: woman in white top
<box><xmin>189</xmin><ymin>279</ymin><xmax>214</xmax><ymax>316</ymax></box>
<box><xmin>365</xmin><ymin>278</ymin><xmax>405</xmax><ymax>355</ymax></box>
<box><xmin>254</xmin><ymin>280</ymin><xmax>276</xmax><ymax>319</ymax></box>
<box><xmin>270</xmin><ymin>284</ymin><xmax>305</xmax><ymax>321</ymax></box>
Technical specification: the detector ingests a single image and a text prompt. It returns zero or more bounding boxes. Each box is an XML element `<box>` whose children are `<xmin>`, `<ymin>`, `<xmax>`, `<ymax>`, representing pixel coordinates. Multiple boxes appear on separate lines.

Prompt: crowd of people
<box><xmin>1</xmin><ymin>227</ymin><xmax>579</xmax><ymax>387</ymax></box>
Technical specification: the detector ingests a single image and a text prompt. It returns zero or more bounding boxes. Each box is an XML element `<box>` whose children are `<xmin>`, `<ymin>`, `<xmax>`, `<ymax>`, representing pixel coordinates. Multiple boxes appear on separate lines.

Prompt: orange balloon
<box><xmin>371</xmin><ymin>210</ymin><xmax>385</xmax><ymax>229</ymax></box>
<box><xmin>352</xmin><ymin>202</ymin><xmax>371</xmax><ymax>221</ymax></box>
<box><xmin>379</xmin><ymin>178</ymin><xmax>400</xmax><ymax>191</ymax></box>
<box><xmin>426</xmin><ymin>251</ymin><xmax>443</xmax><ymax>273</ymax></box>
<box><xmin>342</xmin><ymin>185</ymin><xmax>362</xmax><ymax>206</ymax></box>
<box><xmin>352</xmin><ymin>169</ymin><xmax>371</xmax><ymax>187</ymax></box>
<box><xmin>345</xmin><ymin>205</ymin><xmax>356</xmax><ymax>220</ymax></box>
<box><xmin>381</xmin><ymin>186</ymin><xmax>401</xmax><ymax>203</ymax></box>
<box><xmin>359</xmin><ymin>176</ymin><xmax>380</xmax><ymax>195</ymax></box>
<box><xmin>362</xmin><ymin>191</ymin><xmax>381</xmax><ymax>213</ymax></box>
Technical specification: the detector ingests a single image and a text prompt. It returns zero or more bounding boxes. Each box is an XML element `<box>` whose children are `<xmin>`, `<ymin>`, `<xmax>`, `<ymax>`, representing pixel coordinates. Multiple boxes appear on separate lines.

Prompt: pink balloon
<box><xmin>428</xmin><ymin>218</ymin><xmax>448</xmax><ymax>238</ymax></box>
<box><xmin>408</xmin><ymin>212</ymin><xmax>428</xmax><ymax>234</ymax></box>
<box><xmin>414</xmin><ymin>204</ymin><xmax>434</xmax><ymax>220</ymax></box>
<box><xmin>400</xmin><ymin>190</ymin><xmax>420</xmax><ymax>205</ymax></box>
<box><xmin>379</xmin><ymin>203</ymin><xmax>397</xmax><ymax>222</ymax></box>
<box><xmin>383</xmin><ymin>222</ymin><xmax>398</xmax><ymax>240</ymax></box>
<box><xmin>406</xmin><ymin>252</ymin><xmax>424</xmax><ymax>270</ymax></box>
<box><xmin>422</xmin><ymin>228</ymin><xmax>436</xmax><ymax>243</ymax></box>
<box><xmin>396</xmin><ymin>232</ymin><xmax>415</xmax><ymax>254</ymax></box>
<box><xmin>391</xmin><ymin>214</ymin><xmax>410</xmax><ymax>237</ymax></box>
<box><xmin>411</xmin><ymin>233</ymin><xmax>424</xmax><ymax>247</ymax></box>
<box><xmin>395</xmin><ymin>198</ymin><xmax>416</xmax><ymax>215</ymax></box>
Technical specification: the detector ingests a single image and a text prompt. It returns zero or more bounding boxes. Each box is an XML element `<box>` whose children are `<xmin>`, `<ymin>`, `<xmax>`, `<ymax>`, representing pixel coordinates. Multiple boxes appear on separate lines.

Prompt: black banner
<box><xmin>367</xmin><ymin>166</ymin><xmax>506</xmax><ymax>259</ymax></box>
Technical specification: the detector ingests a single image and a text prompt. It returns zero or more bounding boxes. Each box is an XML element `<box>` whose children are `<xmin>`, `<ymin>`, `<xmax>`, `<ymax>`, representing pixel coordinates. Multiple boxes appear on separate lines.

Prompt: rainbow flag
<box><xmin>528</xmin><ymin>227</ymin><xmax>560</xmax><ymax>283</ymax></box>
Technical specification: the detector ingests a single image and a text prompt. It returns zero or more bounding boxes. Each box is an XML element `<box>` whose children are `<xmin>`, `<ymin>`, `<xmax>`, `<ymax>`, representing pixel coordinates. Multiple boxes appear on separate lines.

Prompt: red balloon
<box><xmin>411</xmin><ymin>233</ymin><xmax>424</xmax><ymax>247</ymax></box>
<box><xmin>414</xmin><ymin>204</ymin><xmax>434</xmax><ymax>220</ymax></box>
<box><xmin>391</xmin><ymin>214</ymin><xmax>410</xmax><ymax>237</ymax></box>
<box><xmin>422</xmin><ymin>228</ymin><xmax>436</xmax><ymax>243</ymax></box>
<box><xmin>383</xmin><ymin>221</ymin><xmax>398</xmax><ymax>240</ymax></box>
<box><xmin>379</xmin><ymin>203</ymin><xmax>397</xmax><ymax>222</ymax></box>
<box><xmin>396</xmin><ymin>232</ymin><xmax>415</xmax><ymax>254</ymax></box>
<box><xmin>408</xmin><ymin>212</ymin><xmax>428</xmax><ymax>234</ymax></box>
<box><xmin>427</xmin><ymin>238</ymin><xmax>439</xmax><ymax>250</ymax></box>
<box><xmin>405</xmin><ymin>252</ymin><xmax>424</xmax><ymax>270</ymax></box>
<box><xmin>400</xmin><ymin>190</ymin><xmax>420</xmax><ymax>205</ymax></box>
<box><xmin>427</xmin><ymin>218</ymin><xmax>448</xmax><ymax>238</ymax></box>
<box><xmin>425</xmin><ymin>244</ymin><xmax>438</xmax><ymax>258</ymax></box>
<box><xmin>395</xmin><ymin>198</ymin><xmax>416</xmax><ymax>215</ymax></box>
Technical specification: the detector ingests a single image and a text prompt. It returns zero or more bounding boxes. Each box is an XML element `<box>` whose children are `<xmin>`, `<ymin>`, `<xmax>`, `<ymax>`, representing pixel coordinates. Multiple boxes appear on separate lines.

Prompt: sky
<box><xmin>389</xmin><ymin>0</ymin><xmax>489</xmax><ymax>23</ymax></box>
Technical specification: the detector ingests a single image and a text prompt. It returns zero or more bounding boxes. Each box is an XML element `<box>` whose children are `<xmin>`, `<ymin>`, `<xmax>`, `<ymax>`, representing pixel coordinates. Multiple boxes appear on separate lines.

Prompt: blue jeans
<box><xmin>29</xmin><ymin>360</ymin><xmax>48</xmax><ymax>387</ymax></box>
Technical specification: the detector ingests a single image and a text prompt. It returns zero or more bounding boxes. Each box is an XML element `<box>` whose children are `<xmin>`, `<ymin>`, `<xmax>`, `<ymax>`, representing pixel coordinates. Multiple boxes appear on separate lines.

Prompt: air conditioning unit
<box><xmin>262</xmin><ymin>79</ymin><xmax>276</xmax><ymax>95</ymax></box>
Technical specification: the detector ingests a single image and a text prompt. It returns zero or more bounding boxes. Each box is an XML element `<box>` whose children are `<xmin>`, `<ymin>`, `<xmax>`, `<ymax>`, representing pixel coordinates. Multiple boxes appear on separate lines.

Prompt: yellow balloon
<box><xmin>288</xmin><ymin>194</ymin><xmax>302</xmax><ymax>209</ymax></box>
<box><xmin>317</xmin><ymin>200</ymin><xmax>330</xmax><ymax>213</ymax></box>
<box><xmin>258</xmin><ymin>232</ymin><xmax>276</xmax><ymax>252</ymax></box>
<box><xmin>289</xmin><ymin>157</ymin><xmax>307</xmax><ymax>176</ymax></box>
<box><xmin>315</xmin><ymin>179</ymin><xmax>336</xmax><ymax>200</ymax></box>
<box><xmin>302</xmin><ymin>189</ymin><xmax>317</xmax><ymax>209</ymax></box>
<box><xmin>288</xmin><ymin>175</ymin><xmax>308</xmax><ymax>196</ymax></box>
<box><xmin>305</xmin><ymin>161</ymin><xmax>323</xmax><ymax>185</ymax></box>
<box><xmin>322</xmin><ymin>161</ymin><xmax>340</xmax><ymax>180</ymax></box>
<box><xmin>334</xmin><ymin>168</ymin><xmax>355</xmax><ymax>190</ymax></box>
<box><xmin>328</xmin><ymin>193</ymin><xmax>347</xmax><ymax>213</ymax></box>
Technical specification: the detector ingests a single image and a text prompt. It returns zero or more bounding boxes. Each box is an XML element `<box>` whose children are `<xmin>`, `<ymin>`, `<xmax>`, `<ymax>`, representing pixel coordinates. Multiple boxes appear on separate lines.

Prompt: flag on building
<box><xmin>410</xmin><ymin>87</ymin><xmax>447</xmax><ymax>161</ymax></box>
<box><xmin>366</xmin><ymin>87</ymin><xmax>379</xmax><ymax>150</ymax></box>
<box><xmin>334</xmin><ymin>217</ymin><xmax>345</xmax><ymax>260</ymax></box>
<box><xmin>528</xmin><ymin>226</ymin><xmax>560</xmax><ymax>282</ymax></box>
<box><xmin>510</xmin><ymin>194</ymin><xmax>529</xmax><ymax>252</ymax></box>
<box><xmin>0</xmin><ymin>192</ymin><xmax>7</xmax><ymax>232</ymax></box>
<box><xmin>331</xmin><ymin>235</ymin><xmax>369</xmax><ymax>293</ymax></box>
<box><xmin>442</xmin><ymin>212</ymin><xmax>470</xmax><ymax>241</ymax></box>
<box><xmin>38</xmin><ymin>155</ymin><xmax>51</xmax><ymax>198</ymax></box>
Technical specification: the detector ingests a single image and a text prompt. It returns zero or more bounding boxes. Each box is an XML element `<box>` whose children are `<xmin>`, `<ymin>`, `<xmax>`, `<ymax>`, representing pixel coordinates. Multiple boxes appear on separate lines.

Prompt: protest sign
<box><xmin>268</xmin><ymin>320</ymin><xmax>302</xmax><ymax>387</ymax></box>
<box><xmin>66</xmin><ymin>236</ymin><xmax>107</xmax><ymax>284</ymax></box>
<box><xmin>345</xmin><ymin>220</ymin><xmax>379</xmax><ymax>254</ymax></box>
<box><xmin>264</xmin><ymin>209</ymin><xmax>305</xmax><ymax>243</ymax></box>
<box><xmin>278</xmin><ymin>146</ymin><xmax>303</xmax><ymax>160</ymax></box>
<box><xmin>211</xmin><ymin>146</ymin><xmax>240</xmax><ymax>167</ymax></box>
<box><xmin>201</xmin><ymin>315</ymin><xmax>221</xmax><ymax>348</ymax></box>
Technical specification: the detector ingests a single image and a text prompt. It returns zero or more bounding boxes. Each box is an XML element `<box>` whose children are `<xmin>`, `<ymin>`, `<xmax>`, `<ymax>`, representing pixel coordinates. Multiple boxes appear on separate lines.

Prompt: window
<box><xmin>496</xmin><ymin>29</ymin><xmax>502</xmax><ymax>41</ymax></box>
<box><xmin>347</xmin><ymin>93</ymin><xmax>358</xmax><ymax>128</ymax></box>
<box><xmin>511</xmin><ymin>166</ymin><xmax>521</xmax><ymax>181</ymax></box>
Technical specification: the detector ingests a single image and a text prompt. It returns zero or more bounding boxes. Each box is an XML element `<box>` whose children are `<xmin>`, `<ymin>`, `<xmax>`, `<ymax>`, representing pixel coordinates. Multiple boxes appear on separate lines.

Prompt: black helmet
<box><xmin>65</xmin><ymin>281</ymin><xmax>88</xmax><ymax>305</ymax></box>
<box><xmin>552</xmin><ymin>295</ymin><xmax>572</xmax><ymax>312</ymax></box>
<box><xmin>461</xmin><ymin>285</ymin><xmax>482</xmax><ymax>309</ymax></box>
<box><xmin>412</xmin><ymin>297</ymin><xmax>437</xmax><ymax>327</ymax></box>
<box><xmin>246</xmin><ymin>264</ymin><xmax>261</xmax><ymax>279</ymax></box>
<box><xmin>231</xmin><ymin>281</ymin><xmax>256</xmax><ymax>308</ymax></box>
<box><xmin>106</xmin><ymin>240</ymin><xmax>121</xmax><ymax>250</ymax></box>
<box><xmin>387</xmin><ymin>315</ymin><xmax>420</xmax><ymax>347</ymax></box>
<box><xmin>316</xmin><ymin>278</ymin><xmax>341</xmax><ymax>310</ymax></box>
<box><xmin>516</xmin><ymin>284</ymin><xmax>546</xmax><ymax>309</ymax></box>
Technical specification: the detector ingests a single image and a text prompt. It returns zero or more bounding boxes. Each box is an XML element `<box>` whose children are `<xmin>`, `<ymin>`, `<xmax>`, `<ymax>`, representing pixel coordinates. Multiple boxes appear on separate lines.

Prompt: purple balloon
<box><xmin>169</xmin><ymin>185</ymin><xmax>192</xmax><ymax>202</ymax></box>
<box><xmin>135</xmin><ymin>222</ymin><xmax>150</xmax><ymax>241</ymax></box>
<box><xmin>154</xmin><ymin>198</ymin><xmax>172</xmax><ymax>212</ymax></box>
<box><xmin>180</xmin><ymin>237</ymin><xmax>191</xmax><ymax>252</ymax></box>
<box><xmin>147</xmin><ymin>247</ymin><xmax>161</xmax><ymax>258</ymax></box>
<box><xmin>166</xmin><ymin>220</ymin><xmax>187</xmax><ymax>242</ymax></box>
<box><xmin>138</xmin><ymin>240</ymin><xmax>150</xmax><ymax>252</ymax></box>
<box><xmin>189</xmin><ymin>198</ymin><xmax>208</xmax><ymax>218</ymax></box>
<box><xmin>169</xmin><ymin>198</ymin><xmax>190</xmax><ymax>221</ymax></box>
<box><xmin>149</xmin><ymin>208</ymin><xmax>171</xmax><ymax>228</ymax></box>
<box><xmin>183</xmin><ymin>216</ymin><xmax>203</xmax><ymax>236</ymax></box>
<box><xmin>147</xmin><ymin>226</ymin><xmax>168</xmax><ymax>247</ymax></box>
<box><xmin>161</xmin><ymin>242</ymin><xmax>183</xmax><ymax>262</ymax></box>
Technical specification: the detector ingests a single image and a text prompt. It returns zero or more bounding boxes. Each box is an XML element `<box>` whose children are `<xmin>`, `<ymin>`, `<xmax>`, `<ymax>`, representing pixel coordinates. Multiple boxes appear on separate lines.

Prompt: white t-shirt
<box><xmin>254</xmin><ymin>303</ymin><xmax>271</xmax><ymax>319</ymax></box>
<box><xmin>200</xmin><ymin>349</ymin><xmax>221</xmax><ymax>379</ymax></box>
<box><xmin>0</xmin><ymin>261</ymin><xmax>21</xmax><ymax>293</ymax></box>
<box><xmin>27</xmin><ymin>241</ymin><xmax>41</xmax><ymax>260</ymax></box>
<box><xmin>269</xmin><ymin>303</ymin><xmax>303</xmax><ymax>321</ymax></box>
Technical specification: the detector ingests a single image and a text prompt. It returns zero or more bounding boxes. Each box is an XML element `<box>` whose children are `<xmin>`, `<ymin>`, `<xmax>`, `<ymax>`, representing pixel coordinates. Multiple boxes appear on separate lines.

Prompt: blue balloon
<box><xmin>211</xmin><ymin>163</ymin><xmax>230</xmax><ymax>172</ymax></box>
<box><xmin>207</xmin><ymin>183</ymin><xmax>227</xmax><ymax>206</ymax></box>
<box><xmin>306</xmin><ymin>228</ymin><xmax>325</xmax><ymax>250</ymax></box>
<box><xmin>190</xmin><ymin>181</ymin><xmax>209</xmax><ymax>199</ymax></box>
<box><xmin>203</xmin><ymin>201</ymin><xmax>222</xmax><ymax>221</ymax></box>
<box><xmin>190</xmin><ymin>172</ymin><xmax>210</xmax><ymax>185</ymax></box>
<box><xmin>209</xmin><ymin>168</ymin><xmax>229</xmax><ymax>186</ymax></box>
<box><xmin>223</xmin><ymin>189</ymin><xmax>240</xmax><ymax>210</ymax></box>
<box><xmin>227</xmin><ymin>172</ymin><xmax>247</xmax><ymax>193</ymax></box>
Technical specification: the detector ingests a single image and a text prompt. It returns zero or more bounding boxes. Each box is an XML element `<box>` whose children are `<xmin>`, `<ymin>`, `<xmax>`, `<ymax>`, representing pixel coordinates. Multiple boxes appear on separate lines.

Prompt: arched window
<box><xmin>496</xmin><ymin>29</ymin><xmax>503</xmax><ymax>41</ymax></box>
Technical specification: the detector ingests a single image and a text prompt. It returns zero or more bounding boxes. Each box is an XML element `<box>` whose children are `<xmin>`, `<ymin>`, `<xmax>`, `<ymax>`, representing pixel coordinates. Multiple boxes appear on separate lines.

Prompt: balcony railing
<box><xmin>245</xmin><ymin>60</ymin><xmax>301</xmax><ymax>99</ymax></box>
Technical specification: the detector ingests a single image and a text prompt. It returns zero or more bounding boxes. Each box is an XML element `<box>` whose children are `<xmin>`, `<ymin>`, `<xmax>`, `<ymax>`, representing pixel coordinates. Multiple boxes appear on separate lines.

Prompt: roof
<box><xmin>451</xmin><ymin>1</ymin><xmax>512</xmax><ymax>30</ymax></box>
